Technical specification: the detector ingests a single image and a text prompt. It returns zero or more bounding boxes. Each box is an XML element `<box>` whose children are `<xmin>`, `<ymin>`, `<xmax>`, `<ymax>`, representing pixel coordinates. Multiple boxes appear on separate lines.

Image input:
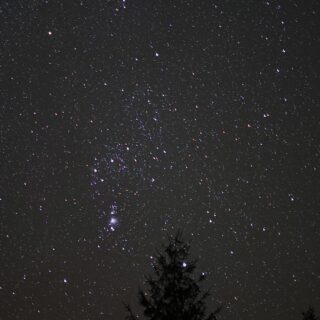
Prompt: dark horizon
<box><xmin>1</xmin><ymin>1</ymin><xmax>319</xmax><ymax>319</ymax></box>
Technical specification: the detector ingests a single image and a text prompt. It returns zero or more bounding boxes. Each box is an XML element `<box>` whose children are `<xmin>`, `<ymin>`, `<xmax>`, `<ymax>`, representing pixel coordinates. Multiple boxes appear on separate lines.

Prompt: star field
<box><xmin>0</xmin><ymin>1</ymin><xmax>319</xmax><ymax>319</ymax></box>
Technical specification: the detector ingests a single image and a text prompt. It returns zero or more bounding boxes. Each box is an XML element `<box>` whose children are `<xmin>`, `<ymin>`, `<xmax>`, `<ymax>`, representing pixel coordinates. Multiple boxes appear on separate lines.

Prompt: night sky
<box><xmin>1</xmin><ymin>1</ymin><xmax>319</xmax><ymax>319</ymax></box>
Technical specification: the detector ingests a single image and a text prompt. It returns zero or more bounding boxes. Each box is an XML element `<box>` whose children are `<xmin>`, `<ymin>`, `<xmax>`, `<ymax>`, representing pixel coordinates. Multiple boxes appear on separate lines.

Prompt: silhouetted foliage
<box><xmin>125</xmin><ymin>231</ymin><xmax>221</xmax><ymax>320</ymax></box>
<box><xmin>302</xmin><ymin>307</ymin><xmax>319</xmax><ymax>320</ymax></box>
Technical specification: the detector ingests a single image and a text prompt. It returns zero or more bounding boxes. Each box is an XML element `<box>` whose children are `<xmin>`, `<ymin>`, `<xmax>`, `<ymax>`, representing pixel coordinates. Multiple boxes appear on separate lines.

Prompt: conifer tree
<box><xmin>302</xmin><ymin>307</ymin><xmax>319</xmax><ymax>320</ymax></box>
<box><xmin>125</xmin><ymin>232</ymin><xmax>221</xmax><ymax>320</ymax></box>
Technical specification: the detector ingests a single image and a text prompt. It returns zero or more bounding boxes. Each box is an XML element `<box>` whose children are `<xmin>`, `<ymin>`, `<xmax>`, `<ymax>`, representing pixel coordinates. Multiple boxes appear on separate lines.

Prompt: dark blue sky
<box><xmin>1</xmin><ymin>1</ymin><xmax>319</xmax><ymax>319</ymax></box>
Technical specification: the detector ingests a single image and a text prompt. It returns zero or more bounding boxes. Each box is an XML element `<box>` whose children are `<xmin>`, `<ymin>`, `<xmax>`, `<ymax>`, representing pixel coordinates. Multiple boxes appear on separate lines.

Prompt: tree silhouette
<box><xmin>302</xmin><ymin>307</ymin><xmax>319</xmax><ymax>320</ymax></box>
<box><xmin>125</xmin><ymin>232</ymin><xmax>221</xmax><ymax>320</ymax></box>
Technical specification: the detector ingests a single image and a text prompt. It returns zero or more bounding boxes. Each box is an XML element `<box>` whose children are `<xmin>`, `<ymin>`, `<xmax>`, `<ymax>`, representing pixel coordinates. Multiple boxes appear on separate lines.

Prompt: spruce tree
<box><xmin>302</xmin><ymin>307</ymin><xmax>319</xmax><ymax>320</ymax></box>
<box><xmin>125</xmin><ymin>232</ymin><xmax>221</xmax><ymax>320</ymax></box>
